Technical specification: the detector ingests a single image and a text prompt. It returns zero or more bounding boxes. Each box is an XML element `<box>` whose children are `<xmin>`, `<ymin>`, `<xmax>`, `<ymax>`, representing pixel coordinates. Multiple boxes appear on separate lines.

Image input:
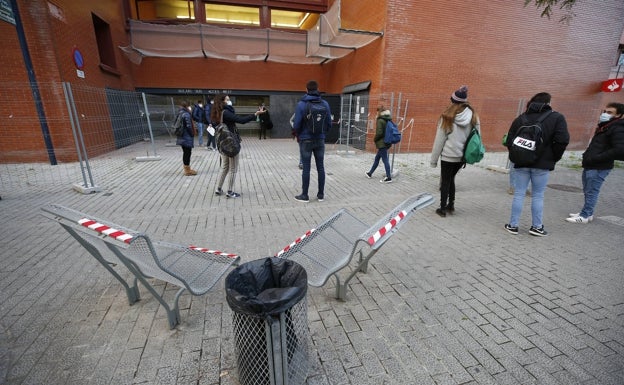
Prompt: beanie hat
<box><xmin>451</xmin><ymin>85</ymin><xmax>468</xmax><ymax>103</ymax></box>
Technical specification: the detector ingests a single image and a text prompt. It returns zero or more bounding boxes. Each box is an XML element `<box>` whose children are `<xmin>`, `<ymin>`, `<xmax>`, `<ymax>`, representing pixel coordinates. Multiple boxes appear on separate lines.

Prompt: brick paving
<box><xmin>0</xmin><ymin>137</ymin><xmax>623</xmax><ymax>384</ymax></box>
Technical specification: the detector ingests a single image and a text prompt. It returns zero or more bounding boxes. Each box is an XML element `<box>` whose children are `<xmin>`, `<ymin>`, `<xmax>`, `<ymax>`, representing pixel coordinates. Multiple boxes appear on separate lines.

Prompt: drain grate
<box><xmin>547</xmin><ymin>184</ymin><xmax>583</xmax><ymax>193</ymax></box>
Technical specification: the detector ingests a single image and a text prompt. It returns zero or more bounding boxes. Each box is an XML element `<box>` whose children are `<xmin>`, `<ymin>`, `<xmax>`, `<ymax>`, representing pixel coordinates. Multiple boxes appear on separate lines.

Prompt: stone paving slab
<box><xmin>0</xmin><ymin>137</ymin><xmax>623</xmax><ymax>384</ymax></box>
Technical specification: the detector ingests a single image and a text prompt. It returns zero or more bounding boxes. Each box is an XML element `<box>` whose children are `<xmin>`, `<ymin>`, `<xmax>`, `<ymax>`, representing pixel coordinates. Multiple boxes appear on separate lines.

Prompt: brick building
<box><xmin>1</xmin><ymin>0</ymin><xmax>623</xmax><ymax>163</ymax></box>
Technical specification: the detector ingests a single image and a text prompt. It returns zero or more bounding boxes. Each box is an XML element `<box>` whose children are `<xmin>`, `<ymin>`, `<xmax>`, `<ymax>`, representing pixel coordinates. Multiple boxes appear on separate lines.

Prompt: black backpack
<box><xmin>508</xmin><ymin>111</ymin><xmax>552</xmax><ymax>167</ymax></box>
<box><xmin>173</xmin><ymin>112</ymin><xmax>184</xmax><ymax>137</ymax></box>
<box><xmin>215</xmin><ymin>122</ymin><xmax>241</xmax><ymax>157</ymax></box>
<box><xmin>305</xmin><ymin>100</ymin><xmax>328</xmax><ymax>135</ymax></box>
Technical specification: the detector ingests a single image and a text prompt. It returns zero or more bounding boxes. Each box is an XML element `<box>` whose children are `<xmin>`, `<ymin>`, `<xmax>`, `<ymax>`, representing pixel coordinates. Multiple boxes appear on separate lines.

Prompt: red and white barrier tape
<box><xmin>367</xmin><ymin>210</ymin><xmax>407</xmax><ymax>245</ymax></box>
<box><xmin>275</xmin><ymin>229</ymin><xmax>315</xmax><ymax>257</ymax></box>
<box><xmin>188</xmin><ymin>246</ymin><xmax>238</xmax><ymax>259</ymax></box>
<box><xmin>78</xmin><ymin>218</ymin><xmax>238</xmax><ymax>257</ymax></box>
<box><xmin>79</xmin><ymin>218</ymin><xmax>134</xmax><ymax>243</ymax></box>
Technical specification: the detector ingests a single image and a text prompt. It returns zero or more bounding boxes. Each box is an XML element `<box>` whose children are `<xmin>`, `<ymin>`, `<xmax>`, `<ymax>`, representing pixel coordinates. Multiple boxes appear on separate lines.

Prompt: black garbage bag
<box><xmin>226</xmin><ymin>257</ymin><xmax>307</xmax><ymax>317</ymax></box>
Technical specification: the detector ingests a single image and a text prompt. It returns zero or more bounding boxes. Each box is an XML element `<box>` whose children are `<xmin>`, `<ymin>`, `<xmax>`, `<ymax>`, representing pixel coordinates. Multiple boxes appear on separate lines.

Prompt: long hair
<box><xmin>211</xmin><ymin>94</ymin><xmax>226</xmax><ymax>123</ymax></box>
<box><xmin>439</xmin><ymin>103</ymin><xmax>478</xmax><ymax>134</ymax></box>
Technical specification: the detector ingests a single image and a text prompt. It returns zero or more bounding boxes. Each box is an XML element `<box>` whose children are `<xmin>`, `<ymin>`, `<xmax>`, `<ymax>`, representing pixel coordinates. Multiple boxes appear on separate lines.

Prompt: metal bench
<box><xmin>275</xmin><ymin>193</ymin><xmax>434</xmax><ymax>300</ymax></box>
<box><xmin>42</xmin><ymin>204</ymin><xmax>240</xmax><ymax>329</ymax></box>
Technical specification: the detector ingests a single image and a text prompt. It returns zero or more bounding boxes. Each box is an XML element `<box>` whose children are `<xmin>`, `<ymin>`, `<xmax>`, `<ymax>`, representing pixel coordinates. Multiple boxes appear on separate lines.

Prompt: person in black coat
<box><xmin>566</xmin><ymin>102</ymin><xmax>624</xmax><ymax>224</ymax></box>
<box><xmin>504</xmin><ymin>92</ymin><xmax>570</xmax><ymax>237</ymax></box>
<box><xmin>175</xmin><ymin>101</ymin><xmax>197</xmax><ymax>176</ymax></box>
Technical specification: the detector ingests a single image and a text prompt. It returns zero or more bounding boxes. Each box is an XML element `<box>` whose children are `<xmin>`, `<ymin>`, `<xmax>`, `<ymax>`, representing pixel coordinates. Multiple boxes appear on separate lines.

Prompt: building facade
<box><xmin>1</xmin><ymin>0</ymin><xmax>623</xmax><ymax>162</ymax></box>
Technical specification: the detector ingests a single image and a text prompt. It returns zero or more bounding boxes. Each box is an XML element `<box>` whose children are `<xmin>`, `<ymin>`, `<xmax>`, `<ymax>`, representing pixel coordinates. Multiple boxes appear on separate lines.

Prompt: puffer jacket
<box><xmin>582</xmin><ymin>118</ymin><xmax>624</xmax><ymax>169</ymax></box>
<box><xmin>175</xmin><ymin>108</ymin><xmax>194</xmax><ymax>148</ymax></box>
<box><xmin>431</xmin><ymin>106</ymin><xmax>480</xmax><ymax>165</ymax></box>
<box><xmin>506</xmin><ymin>102</ymin><xmax>569</xmax><ymax>170</ymax></box>
<box><xmin>374</xmin><ymin>111</ymin><xmax>392</xmax><ymax>149</ymax></box>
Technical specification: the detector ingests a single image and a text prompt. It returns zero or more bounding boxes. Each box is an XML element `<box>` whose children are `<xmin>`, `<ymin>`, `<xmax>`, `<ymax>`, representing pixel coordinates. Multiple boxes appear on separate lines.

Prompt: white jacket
<box><xmin>430</xmin><ymin>107</ymin><xmax>480</xmax><ymax>165</ymax></box>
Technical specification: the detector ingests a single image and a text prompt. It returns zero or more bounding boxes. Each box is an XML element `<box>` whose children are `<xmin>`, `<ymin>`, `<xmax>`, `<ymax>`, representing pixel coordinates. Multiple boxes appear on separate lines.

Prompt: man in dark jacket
<box><xmin>567</xmin><ymin>102</ymin><xmax>624</xmax><ymax>224</ymax></box>
<box><xmin>504</xmin><ymin>92</ymin><xmax>570</xmax><ymax>237</ymax></box>
<box><xmin>292</xmin><ymin>80</ymin><xmax>332</xmax><ymax>202</ymax></box>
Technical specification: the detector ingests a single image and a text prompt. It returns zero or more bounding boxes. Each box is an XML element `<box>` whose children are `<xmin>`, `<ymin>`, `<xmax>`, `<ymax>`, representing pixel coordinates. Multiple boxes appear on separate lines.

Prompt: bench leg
<box><xmin>106</xmin><ymin>244</ymin><xmax>184</xmax><ymax>329</ymax></box>
<box><xmin>62</xmin><ymin>224</ymin><xmax>141</xmax><ymax>305</ymax></box>
<box><xmin>334</xmin><ymin>248</ymin><xmax>380</xmax><ymax>301</ymax></box>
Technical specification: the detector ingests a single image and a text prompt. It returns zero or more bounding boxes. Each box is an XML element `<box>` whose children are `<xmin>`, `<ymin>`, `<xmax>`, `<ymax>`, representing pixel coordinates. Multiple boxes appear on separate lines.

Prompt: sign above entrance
<box><xmin>0</xmin><ymin>0</ymin><xmax>16</xmax><ymax>25</ymax></box>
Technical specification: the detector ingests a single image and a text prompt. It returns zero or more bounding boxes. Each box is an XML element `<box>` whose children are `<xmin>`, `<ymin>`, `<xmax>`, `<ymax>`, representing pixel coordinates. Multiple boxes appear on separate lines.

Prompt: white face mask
<box><xmin>599</xmin><ymin>112</ymin><xmax>612</xmax><ymax>123</ymax></box>
<box><xmin>225</xmin><ymin>100</ymin><xmax>232</xmax><ymax>106</ymax></box>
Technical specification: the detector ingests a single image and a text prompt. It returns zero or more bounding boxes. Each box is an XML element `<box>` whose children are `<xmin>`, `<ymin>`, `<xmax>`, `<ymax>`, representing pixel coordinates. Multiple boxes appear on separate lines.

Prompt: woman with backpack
<box><xmin>211</xmin><ymin>94</ymin><xmax>265</xmax><ymax>198</ymax></box>
<box><xmin>175</xmin><ymin>100</ymin><xmax>198</xmax><ymax>176</ymax></box>
<box><xmin>430</xmin><ymin>85</ymin><xmax>480</xmax><ymax>217</ymax></box>
<box><xmin>365</xmin><ymin>106</ymin><xmax>394</xmax><ymax>183</ymax></box>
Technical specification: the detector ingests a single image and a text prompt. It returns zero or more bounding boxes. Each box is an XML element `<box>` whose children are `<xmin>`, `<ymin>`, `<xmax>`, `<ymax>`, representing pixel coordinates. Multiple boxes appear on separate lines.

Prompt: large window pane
<box><xmin>205</xmin><ymin>4</ymin><xmax>259</xmax><ymax>26</ymax></box>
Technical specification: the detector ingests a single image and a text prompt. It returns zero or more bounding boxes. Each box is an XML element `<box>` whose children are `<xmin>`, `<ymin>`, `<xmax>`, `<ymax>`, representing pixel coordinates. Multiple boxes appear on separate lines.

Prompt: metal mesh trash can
<box><xmin>226</xmin><ymin>257</ymin><xmax>309</xmax><ymax>385</ymax></box>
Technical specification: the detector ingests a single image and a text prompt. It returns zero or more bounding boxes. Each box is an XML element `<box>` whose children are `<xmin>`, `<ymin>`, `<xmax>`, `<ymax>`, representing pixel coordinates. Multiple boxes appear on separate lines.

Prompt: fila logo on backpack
<box><xmin>508</xmin><ymin>111</ymin><xmax>552</xmax><ymax>167</ymax></box>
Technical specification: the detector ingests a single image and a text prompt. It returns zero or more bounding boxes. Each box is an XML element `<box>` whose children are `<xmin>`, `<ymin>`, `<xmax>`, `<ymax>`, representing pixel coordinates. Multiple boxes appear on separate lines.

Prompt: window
<box><xmin>135</xmin><ymin>0</ymin><xmax>194</xmax><ymax>20</ymax></box>
<box><xmin>270</xmin><ymin>9</ymin><xmax>312</xmax><ymax>29</ymax></box>
<box><xmin>92</xmin><ymin>13</ymin><xmax>117</xmax><ymax>72</ymax></box>
<box><xmin>205</xmin><ymin>4</ymin><xmax>259</xmax><ymax>26</ymax></box>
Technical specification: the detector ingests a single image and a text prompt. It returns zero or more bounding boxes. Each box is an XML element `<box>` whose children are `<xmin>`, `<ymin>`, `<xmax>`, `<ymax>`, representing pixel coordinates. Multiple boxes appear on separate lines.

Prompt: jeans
<box><xmin>440</xmin><ymin>161</ymin><xmax>463</xmax><ymax>209</ymax></box>
<box><xmin>509</xmin><ymin>168</ymin><xmax>550</xmax><ymax>228</ymax></box>
<box><xmin>196</xmin><ymin>122</ymin><xmax>204</xmax><ymax>146</ymax></box>
<box><xmin>368</xmin><ymin>147</ymin><xmax>391</xmax><ymax>178</ymax></box>
<box><xmin>580</xmin><ymin>168</ymin><xmax>610</xmax><ymax>218</ymax></box>
<box><xmin>300</xmin><ymin>138</ymin><xmax>325</xmax><ymax>196</ymax></box>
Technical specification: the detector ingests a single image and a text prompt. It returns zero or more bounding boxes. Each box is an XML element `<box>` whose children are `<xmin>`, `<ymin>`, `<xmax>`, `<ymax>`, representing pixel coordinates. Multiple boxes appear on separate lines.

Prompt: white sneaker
<box><xmin>566</xmin><ymin>216</ymin><xmax>590</xmax><ymax>224</ymax></box>
<box><xmin>568</xmin><ymin>213</ymin><xmax>593</xmax><ymax>221</ymax></box>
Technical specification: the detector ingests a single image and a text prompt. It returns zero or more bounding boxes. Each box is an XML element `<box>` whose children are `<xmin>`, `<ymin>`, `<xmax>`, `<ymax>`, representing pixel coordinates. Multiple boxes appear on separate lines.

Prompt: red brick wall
<box><xmin>2</xmin><ymin>0</ymin><xmax>623</xmax><ymax>163</ymax></box>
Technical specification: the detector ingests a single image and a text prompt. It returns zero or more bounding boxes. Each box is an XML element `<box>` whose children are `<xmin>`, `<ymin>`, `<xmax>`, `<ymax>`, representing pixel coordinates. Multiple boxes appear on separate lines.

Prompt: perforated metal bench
<box><xmin>275</xmin><ymin>193</ymin><xmax>434</xmax><ymax>300</ymax></box>
<box><xmin>42</xmin><ymin>204</ymin><xmax>240</xmax><ymax>329</ymax></box>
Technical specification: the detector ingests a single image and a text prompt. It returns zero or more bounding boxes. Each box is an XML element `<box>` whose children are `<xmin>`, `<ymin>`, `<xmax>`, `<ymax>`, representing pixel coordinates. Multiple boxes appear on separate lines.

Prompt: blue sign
<box><xmin>0</xmin><ymin>0</ymin><xmax>15</xmax><ymax>25</ymax></box>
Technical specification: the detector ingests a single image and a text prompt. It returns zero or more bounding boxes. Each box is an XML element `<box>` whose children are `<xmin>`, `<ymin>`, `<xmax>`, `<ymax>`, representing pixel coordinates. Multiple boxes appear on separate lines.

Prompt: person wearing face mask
<box><xmin>566</xmin><ymin>102</ymin><xmax>624</xmax><ymax>224</ymax></box>
<box><xmin>210</xmin><ymin>94</ymin><xmax>265</xmax><ymax>198</ymax></box>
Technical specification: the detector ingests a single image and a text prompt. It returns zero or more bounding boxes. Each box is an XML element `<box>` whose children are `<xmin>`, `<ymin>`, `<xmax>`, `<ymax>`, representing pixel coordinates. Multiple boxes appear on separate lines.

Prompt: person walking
<box><xmin>175</xmin><ymin>100</ymin><xmax>197</xmax><ymax>176</ymax></box>
<box><xmin>566</xmin><ymin>102</ymin><xmax>624</xmax><ymax>224</ymax></box>
<box><xmin>292</xmin><ymin>80</ymin><xmax>332</xmax><ymax>203</ymax></box>
<box><xmin>211</xmin><ymin>94</ymin><xmax>265</xmax><ymax>198</ymax></box>
<box><xmin>365</xmin><ymin>106</ymin><xmax>394</xmax><ymax>183</ymax></box>
<box><xmin>430</xmin><ymin>85</ymin><xmax>480</xmax><ymax>217</ymax></box>
<box><xmin>504</xmin><ymin>92</ymin><xmax>570</xmax><ymax>236</ymax></box>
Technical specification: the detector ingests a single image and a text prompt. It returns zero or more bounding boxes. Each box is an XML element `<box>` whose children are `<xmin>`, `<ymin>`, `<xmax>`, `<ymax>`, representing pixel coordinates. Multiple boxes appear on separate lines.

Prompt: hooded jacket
<box><xmin>582</xmin><ymin>117</ymin><xmax>624</xmax><ymax>169</ymax></box>
<box><xmin>430</xmin><ymin>106</ymin><xmax>480</xmax><ymax>165</ymax></box>
<box><xmin>293</xmin><ymin>91</ymin><xmax>332</xmax><ymax>141</ymax></box>
<box><xmin>506</xmin><ymin>102</ymin><xmax>569</xmax><ymax>171</ymax></box>
<box><xmin>374</xmin><ymin>110</ymin><xmax>392</xmax><ymax>149</ymax></box>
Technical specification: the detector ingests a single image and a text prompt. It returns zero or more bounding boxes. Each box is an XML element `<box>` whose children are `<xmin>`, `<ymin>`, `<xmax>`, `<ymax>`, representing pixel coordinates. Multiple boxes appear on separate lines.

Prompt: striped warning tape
<box><xmin>78</xmin><ymin>218</ymin><xmax>134</xmax><ymax>243</ymax></box>
<box><xmin>367</xmin><ymin>210</ymin><xmax>407</xmax><ymax>245</ymax></box>
<box><xmin>275</xmin><ymin>229</ymin><xmax>316</xmax><ymax>257</ymax></box>
<box><xmin>78</xmin><ymin>218</ymin><xmax>237</xmax><ymax>257</ymax></box>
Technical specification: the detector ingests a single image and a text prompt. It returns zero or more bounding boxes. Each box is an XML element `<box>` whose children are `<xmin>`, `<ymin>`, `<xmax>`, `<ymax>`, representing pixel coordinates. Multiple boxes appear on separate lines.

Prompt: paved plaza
<box><xmin>1</xmin><ymin>137</ymin><xmax>623</xmax><ymax>385</ymax></box>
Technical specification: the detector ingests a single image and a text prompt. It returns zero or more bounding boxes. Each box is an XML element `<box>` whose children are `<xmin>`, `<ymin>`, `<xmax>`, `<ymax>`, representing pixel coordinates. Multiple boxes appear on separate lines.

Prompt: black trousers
<box><xmin>182</xmin><ymin>146</ymin><xmax>192</xmax><ymax>166</ymax></box>
<box><xmin>440</xmin><ymin>160</ymin><xmax>463</xmax><ymax>209</ymax></box>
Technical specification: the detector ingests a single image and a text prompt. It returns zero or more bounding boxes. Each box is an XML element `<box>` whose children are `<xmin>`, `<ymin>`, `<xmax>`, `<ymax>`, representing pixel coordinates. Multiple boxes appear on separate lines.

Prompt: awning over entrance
<box><xmin>120</xmin><ymin>0</ymin><xmax>383</xmax><ymax>65</ymax></box>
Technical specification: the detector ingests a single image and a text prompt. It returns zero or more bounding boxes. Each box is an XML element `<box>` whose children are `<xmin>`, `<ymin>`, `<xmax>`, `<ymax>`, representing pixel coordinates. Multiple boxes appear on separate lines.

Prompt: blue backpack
<box><xmin>384</xmin><ymin>119</ymin><xmax>401</xmax><ymax>144</ymax></box>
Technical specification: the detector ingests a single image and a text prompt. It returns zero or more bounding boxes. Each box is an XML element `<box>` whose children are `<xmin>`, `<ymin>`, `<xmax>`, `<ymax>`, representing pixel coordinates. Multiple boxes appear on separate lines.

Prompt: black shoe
<box><xmin>435</xmin><ymin>208</ymin><xmax>446</xmax><ymax>217</ymax></box>
<box><xmin>529</xmin><ymin>226</ymin><xmax>548</xmax><ymax>237</ymax></box>
<box><xmin>447</xmin><ymin>205</ymin><xmax>455</xmax><ymax>214</ymax></box>
<box><xmin>365</xmin><ymin>171</ymin><xmax>372</xmax><ymax>179</ymax></box>
<box><xmin>215</xmin><ymin>188</ymin><xmax>223</xmax><ymax>196</ymax></box>
<box><xmin>226</xmin><ymin>191</ymin><xmax>241</xmax><ymax>198</ymax></box>
<box><xmin>295</xmin><ymin>194</ymin><xmax>309</xmax><ymax>203</ymax></box>
<box><xmin>317</xmin><ymin>194</ymin><xmax>324</xmax><ymax>202</ymax></box>
<box><xmin>504</xmin><ymin>224</ymin><xmax>519</xmax><ymax>235</ymax></box>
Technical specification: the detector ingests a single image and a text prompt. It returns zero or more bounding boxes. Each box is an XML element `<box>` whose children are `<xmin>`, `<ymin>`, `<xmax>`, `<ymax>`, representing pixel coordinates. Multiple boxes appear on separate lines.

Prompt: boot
<box><xmin>183</xmin><ymin>165</ymin><xmax>197</xmax><ymax>176</ymax></box>
<box><xmin>447</xmin><ymin>202</ymin><xmax>455</xmax><ymax>214</ymax></box>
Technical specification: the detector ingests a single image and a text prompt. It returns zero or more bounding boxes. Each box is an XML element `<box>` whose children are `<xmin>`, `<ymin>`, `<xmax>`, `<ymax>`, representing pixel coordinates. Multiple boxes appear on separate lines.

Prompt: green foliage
<box><xmin>524</xmin><ymin>0</ymin><xmax>577</xmax><ymax>23</ymax></box>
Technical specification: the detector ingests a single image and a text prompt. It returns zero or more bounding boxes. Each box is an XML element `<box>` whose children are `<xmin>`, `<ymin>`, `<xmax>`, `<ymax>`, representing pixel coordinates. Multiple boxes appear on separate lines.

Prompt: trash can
<box><xmin>226</xmin><ymin>257</ymin><xmax>309</xmax><ymax>385</ymax></box>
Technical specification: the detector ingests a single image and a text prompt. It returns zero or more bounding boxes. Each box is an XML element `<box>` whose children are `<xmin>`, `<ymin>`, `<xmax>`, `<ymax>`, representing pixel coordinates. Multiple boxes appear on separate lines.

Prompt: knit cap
<box><xmin>451</xmin><ymin>85</ymin><xmax>468</xmax><ymax>103</ymax></box>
